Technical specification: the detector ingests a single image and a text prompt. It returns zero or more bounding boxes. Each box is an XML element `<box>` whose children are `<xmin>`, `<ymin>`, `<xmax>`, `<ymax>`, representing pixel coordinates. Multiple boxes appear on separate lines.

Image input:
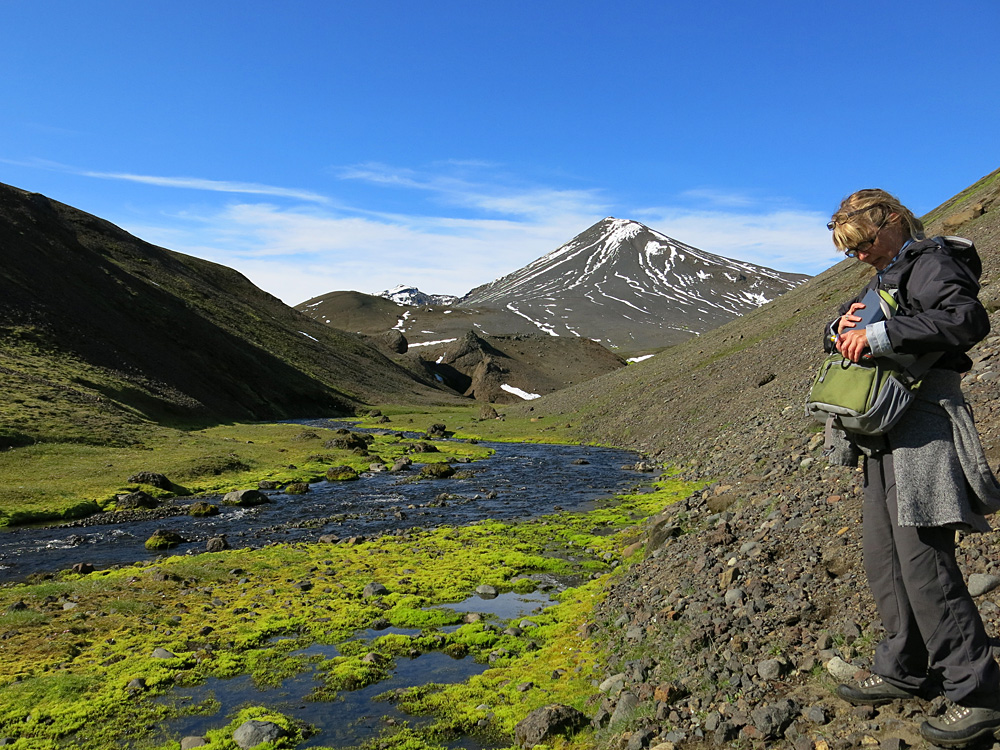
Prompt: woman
<box><xmin>826</xmin><ymin>188</ymin><xmax>1000</xmax><ymax>747</ymax></box>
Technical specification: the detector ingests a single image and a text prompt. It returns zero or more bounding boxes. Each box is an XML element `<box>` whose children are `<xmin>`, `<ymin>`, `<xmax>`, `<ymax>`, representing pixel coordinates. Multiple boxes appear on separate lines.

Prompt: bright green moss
<box><xmin>0</xmin><ymin>455</ymin><xmax>702</xmax><ymax>749</ymax></box>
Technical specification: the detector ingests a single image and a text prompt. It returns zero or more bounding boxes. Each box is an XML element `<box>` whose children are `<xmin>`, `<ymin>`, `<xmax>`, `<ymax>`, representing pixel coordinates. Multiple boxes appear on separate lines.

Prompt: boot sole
<box><xmin>919</xmin><ymin>722</ymin><xmax>1000</xmax><ymax>747</ymax></box>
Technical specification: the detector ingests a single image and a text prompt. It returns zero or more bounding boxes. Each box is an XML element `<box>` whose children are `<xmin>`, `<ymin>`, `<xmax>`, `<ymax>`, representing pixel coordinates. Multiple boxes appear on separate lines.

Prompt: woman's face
<box><xmin>851</xmin><ymin>218</ymin><xmax>904</xmax><ymax>270</ymax></box>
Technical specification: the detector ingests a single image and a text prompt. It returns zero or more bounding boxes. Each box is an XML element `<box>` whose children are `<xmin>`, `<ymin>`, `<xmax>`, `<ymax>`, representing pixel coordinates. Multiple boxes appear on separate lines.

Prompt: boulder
<box><xmin>380</xmin><ymin>329</ymin><xmax>408</xmax><ymax>354</ymax></box>
<box><xmin>206</xmin><ymin>536</ymin><xmax>230</xmax><ymax>553</ymax></box>
<box><xmin>390</xmin><ymin>458</ymin><xmax>412</xmax><ymax>472</ymax></box>
<box><xmin>232</xmin><ymin>719</ymin><xmax>287</xmax><ymax>749</ymax></box>
<box><xmin>127</xmin><ymin>472</ymin><xmax>172</xmax><ymax>489</ymax></box>
<box><xmin>750</xmin><ymin>699</ymin><xmax>798</xmax><ymax>739</ymax></box>
<box><xmin>409</xmin><ymin>441</ymin><xmax>439</xmax><ymax>453</ymax></box>
<box><xmin>324</xmin><ymin>432</ymin><xmax>372</xmax><ymax>451</ymax></box>
<box><xmin>326</xmin><ymin>466</ymin><xmax>359</xmax><ymax>481</ymax></box>
<box><xmin>188</xmin><ymin>501</ymin><xmax>219</xmax><ymax>517</ymax></box>
<box><xmin>646</xmin><ymin>520</ymin><xmax>682</xmax><ymax>555</ymax></box>
<box><xmin>151</xmin><ymin>648</ymin><xmax>176</xmax><ymax>659</ymax></box>
<box><xmin>942</xmin><ymin>204</ymin><xmax>986</xmax><ymax>233</ymax></box>
<box><xmin>115</xmin><ymin>491</ymin><xmax>158</xmax><ymax>510</ymax></box>
<box><xmin>222</xmin><ymin>489</ymin><xmax>269</xmax><ymax>506</ymax></box>
<box><xmin>363</xmin><ymin>582</ymin><xmax>390</xmax><ymax>598</ymax></box>
<box><xmin>968</xmin><ymin>573</ymin><xmax>1000</xmax><ymax>597</ymax></box>
<box><xmin>180</xmin><ymin>738</ymin><xmax>208</xmax><ymax>750</ymax></box>
<box><xmin>144</xmin><ymin>530</ymin><xmax>185</xmax><ymax>550</ymax></box>
<box><xmin>514</xmin><ymin>704</ymin><xmax>588</xmax><ymax>749</ymax></box>
<box><xmin>610</xmin><ymin>691</ymin><xmax>639</xmax><ymax>725</ymax></box>
<box><xmin>420</xmin><ymin>463</ymin><xmax>455</xmax><ymax>479</ymax></box>
<box><xmin>284</xmin><ymin>482</ymin><xmax>310</xmax><ymax>494</ymax></box>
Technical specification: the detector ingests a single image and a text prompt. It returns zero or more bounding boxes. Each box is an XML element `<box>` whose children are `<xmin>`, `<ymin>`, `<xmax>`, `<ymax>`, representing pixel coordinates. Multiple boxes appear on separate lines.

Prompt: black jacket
<box><xmin>825</xmin><ymin>236</ymin><xmax>989</xmax><ymax>373</ymax></box>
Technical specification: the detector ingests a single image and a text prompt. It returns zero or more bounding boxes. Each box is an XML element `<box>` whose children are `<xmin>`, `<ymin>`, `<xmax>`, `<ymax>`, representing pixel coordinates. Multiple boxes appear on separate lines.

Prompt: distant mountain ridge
<box><xmin>377</xmin><ymin>285</ymin><xmax>459</xmax><ymax>307</ymax></box>
<box><xmin>300</xmin><ymin>217</ymin><xmax>807</xmax><ymax>352</ymax></box>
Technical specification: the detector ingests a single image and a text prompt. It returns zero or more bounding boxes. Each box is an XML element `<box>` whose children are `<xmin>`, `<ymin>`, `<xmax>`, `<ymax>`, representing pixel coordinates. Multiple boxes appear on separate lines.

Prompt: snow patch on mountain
<box><xmin>459</xmin><ymin>217</ymin><xmax>806</xmax><ymax>350</ymax></box>
<box><xmin>501</xmin><ymin>384</ymin><xmax>542</xmax><ymax>400</ymax></box>
<box><xmin>378</xmin><ymin>285</ymin><xmax>459</xmax><ymax>307</ymax></box>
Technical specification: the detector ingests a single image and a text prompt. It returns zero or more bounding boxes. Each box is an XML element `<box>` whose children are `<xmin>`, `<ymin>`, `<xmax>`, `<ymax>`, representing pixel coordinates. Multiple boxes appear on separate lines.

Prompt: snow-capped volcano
<box><xmin>299</xmin><ymin>217</ymin><xmax>808</xmax><ymax>353</ymax></box>
<box><xmin>458</xmin><ymin>217</ymin><xmax>806</xmax><ymax>348</ymax></box>
<box><xmin>377</xmin><ymin>285</ymin><xmax>458</xmax><ymax>307</ymax></box>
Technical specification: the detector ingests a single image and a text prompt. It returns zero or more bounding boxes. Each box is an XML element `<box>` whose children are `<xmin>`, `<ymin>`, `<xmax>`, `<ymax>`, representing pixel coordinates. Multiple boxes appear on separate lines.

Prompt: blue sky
<box><xmin>2</xmin><ymin>1</ymin><xmax>998</xmax><ymax>305</ymax></box>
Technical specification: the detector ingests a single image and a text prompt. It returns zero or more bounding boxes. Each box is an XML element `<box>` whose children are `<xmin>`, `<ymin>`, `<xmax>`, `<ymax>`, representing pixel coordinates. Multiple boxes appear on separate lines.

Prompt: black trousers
<box><xmin>863</xmin><ymin>451</ymin><xmax>1000</xmax><ymax>706</ymax></box>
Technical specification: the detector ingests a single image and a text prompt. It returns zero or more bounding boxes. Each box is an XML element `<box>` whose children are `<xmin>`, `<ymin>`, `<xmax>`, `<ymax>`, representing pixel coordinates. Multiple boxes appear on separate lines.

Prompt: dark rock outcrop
<box><xmin>513</xmin><ymin>704</ymin><xmax>588</xmax><ymax>749</ymax></box>
<box><xmin>127</xmin><ymin>472</ymin><xmax>172</xmax><ymax>489</ymax></box>
<box><xmin>115</xmin><ymin>491</ymin><xmax>158</xmax><ymax>510</ymax></box>
<box><xmin>144</xmin><ymin>530</ymin><xmax>185</xmax><ymax>550</ymax></box>
<box><xmin>222</xmin><ymin>489</ymin><xmax>269</xmax><ymax>506</ymax></box>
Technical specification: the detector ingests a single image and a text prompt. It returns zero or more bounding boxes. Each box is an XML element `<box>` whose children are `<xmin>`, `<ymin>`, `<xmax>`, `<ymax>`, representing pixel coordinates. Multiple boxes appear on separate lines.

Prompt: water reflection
<box><xmin>153</xmin><ymin>585</ymin><xmax>563</xmax><ymax>749</ymax></box>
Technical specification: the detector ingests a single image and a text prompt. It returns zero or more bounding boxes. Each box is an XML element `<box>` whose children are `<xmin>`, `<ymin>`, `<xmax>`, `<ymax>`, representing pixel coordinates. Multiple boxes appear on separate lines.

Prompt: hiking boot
<box><xmin>920</xmin><ymin>703</ymin><xmax>1000</xmax><ymax>747</ymax></box>
<box><xmin>836</xmin><ymin>674</ymin><xmax>915</xmax><ymax>705</ymax></box>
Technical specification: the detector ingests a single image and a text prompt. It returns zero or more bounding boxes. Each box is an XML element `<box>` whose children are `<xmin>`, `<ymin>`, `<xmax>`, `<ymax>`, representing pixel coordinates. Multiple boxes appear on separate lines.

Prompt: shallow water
<box><xmin>151</xmin><ymin>586</ymin><xmax>560</xmax><ymax>749</ymax></box>
<box><xmin>155</xmin><ymin>649</ymin><xmax>490</xmax><ymax>748</ymax></box>
<box><xmin>0</xmin><ymin>426</ymin><xmax>641</xmax><ymax>582</ymax></box>
<box><xmin>5</xmin><ymin>426</ymin><xmax>643</xmax><ymax>747</ymax></box>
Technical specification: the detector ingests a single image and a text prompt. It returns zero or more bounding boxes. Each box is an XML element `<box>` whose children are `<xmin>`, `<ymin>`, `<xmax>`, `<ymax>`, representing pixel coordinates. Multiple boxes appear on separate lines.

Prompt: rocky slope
<box><xmin>504</xmin><ymin>169</ymin><xmax>1000</xmax><ymax>748</ymax></box>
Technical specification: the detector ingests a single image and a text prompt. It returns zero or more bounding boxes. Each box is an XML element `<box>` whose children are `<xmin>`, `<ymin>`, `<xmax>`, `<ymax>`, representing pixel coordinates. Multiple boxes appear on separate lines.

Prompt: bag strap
<box><xmin>899</xmin><ymin>351</ymin><xmax>943</xmax><ymax>386</ymax></box>
<box><xmin>872</xmin><ymin>285</ymin><xmax>943</xmax><ymax>385</ymax></box>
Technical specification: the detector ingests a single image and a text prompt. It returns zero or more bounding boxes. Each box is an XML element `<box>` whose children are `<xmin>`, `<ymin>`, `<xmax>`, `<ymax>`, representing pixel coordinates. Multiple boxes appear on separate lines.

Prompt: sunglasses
<box><xmin>842</xmin><ymin>216</ymin><xmax>889</xmax><ymax>258</ymax></box>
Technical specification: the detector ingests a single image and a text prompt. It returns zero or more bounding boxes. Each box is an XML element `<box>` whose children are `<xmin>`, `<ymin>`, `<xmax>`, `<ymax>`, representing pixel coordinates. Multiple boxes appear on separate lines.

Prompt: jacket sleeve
<box><xmin>885</xmin><ymin>253</ymin><xmax>990</xmax><ymax>355</ymax></box>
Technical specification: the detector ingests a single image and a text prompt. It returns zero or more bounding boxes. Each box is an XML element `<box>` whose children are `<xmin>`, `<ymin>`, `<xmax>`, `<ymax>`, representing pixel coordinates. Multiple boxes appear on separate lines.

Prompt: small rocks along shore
<box><xmin>578</xmin><ymin>330</ymin><xmax>1000</xmax><ymax>750</ymax></box>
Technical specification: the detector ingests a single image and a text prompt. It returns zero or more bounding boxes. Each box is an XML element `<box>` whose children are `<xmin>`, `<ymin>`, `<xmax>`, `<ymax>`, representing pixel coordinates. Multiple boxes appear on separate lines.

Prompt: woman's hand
<box><xmin>837</xmin><ymin>302</ymin><xmax>866</xmax><ymax>333</ymax></box>
<box><xmin>837</xmin><ymin>327</ymin><xmax>870</xmax><ymax>363</ymax></box>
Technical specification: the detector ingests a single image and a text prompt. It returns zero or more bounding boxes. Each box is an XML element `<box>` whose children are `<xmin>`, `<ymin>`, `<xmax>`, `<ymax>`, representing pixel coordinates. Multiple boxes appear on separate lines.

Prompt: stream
<box><xmin>0</xmin><ymin>422</ymin><xmax>642</xmax><ymax>582</ymax></box>
<box><xmin>2</xmin><ymin>423</ymin><xmax>647</xmax><ymax>747</ymax></box>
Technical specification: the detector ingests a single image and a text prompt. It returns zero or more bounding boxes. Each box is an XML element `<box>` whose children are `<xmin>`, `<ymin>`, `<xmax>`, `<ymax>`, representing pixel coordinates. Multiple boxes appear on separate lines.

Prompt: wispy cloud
<box><xmin>134</xmin><ymin>201</ymin><xmax>597</xmax><ymax>304</ymax></box>
<box><xmin>337</xmin><ymin>162</ymin><xmax>607</xmax><ymax>220</ymax></box>
<box><xmin>81</xmin><ymin>170</ymin><xmax>332</xmax><ymax>204</ymax></box>
<box><xmin>635</xmin><ymin>205</ymin><xmax>840</xmax><ymax>275</ymax></box>
<box><xmin>12</xmin><ymin>156</ymin><xmax>842</xmax><ymax>305</ymax></box>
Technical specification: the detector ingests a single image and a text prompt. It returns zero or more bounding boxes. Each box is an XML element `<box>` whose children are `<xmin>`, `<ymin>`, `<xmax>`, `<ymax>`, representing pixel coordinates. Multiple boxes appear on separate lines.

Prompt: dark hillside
<box><xmin>0</xmin><ymin>182</ymin><xmax>455</xmax><ymax>445</ymax></box>
<box><xmin>297</xmin><ymin>290</ymin><xmax>408</xmax><ymax>333</ymax></box>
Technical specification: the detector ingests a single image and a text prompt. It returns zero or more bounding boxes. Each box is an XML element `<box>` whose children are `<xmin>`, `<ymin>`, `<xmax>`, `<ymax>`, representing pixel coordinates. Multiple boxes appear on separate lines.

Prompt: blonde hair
<box><xmin>829</xmin><ymin>188</ymin><xmax>925</xmax><ymax>252</ymax></box>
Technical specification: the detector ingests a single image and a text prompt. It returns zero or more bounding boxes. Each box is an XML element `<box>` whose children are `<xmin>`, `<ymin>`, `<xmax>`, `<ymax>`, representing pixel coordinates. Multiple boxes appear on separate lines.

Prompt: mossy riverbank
<box><xmin>0</xmin><ymin>407</ymin><xmax>516</xmax><ymax>528</ymax></box>
<box><xmin>0</xmin><ymin>430</ymin><xmax>701</xmax><ymax>749</ymax></box>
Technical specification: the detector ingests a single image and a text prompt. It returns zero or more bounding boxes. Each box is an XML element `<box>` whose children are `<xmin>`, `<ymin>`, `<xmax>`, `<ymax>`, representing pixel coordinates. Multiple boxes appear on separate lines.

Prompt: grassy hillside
<box><xmin>0</xmin><ymin>182</ymin><xmax>460</xmax><ymax>449</ymax></box>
